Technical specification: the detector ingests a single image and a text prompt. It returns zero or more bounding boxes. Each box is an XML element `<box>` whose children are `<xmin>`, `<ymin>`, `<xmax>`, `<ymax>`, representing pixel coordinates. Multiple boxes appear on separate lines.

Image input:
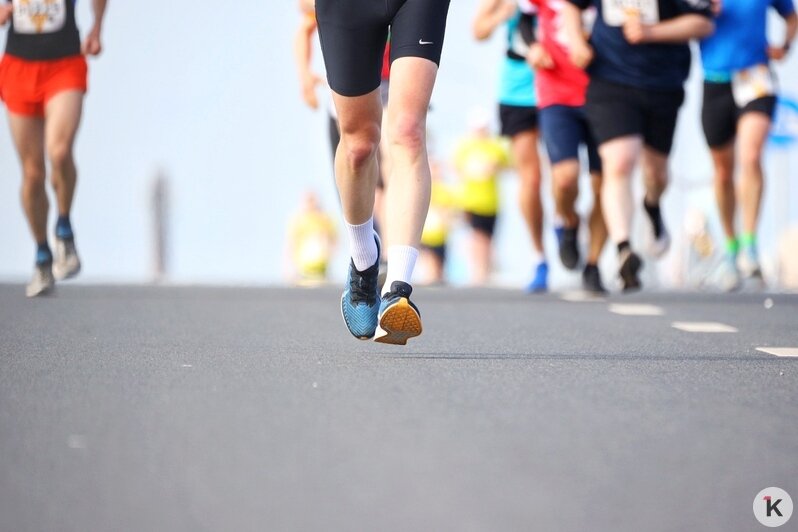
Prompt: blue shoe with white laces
<box><xmin>340</xmin><ymin>236</ymin><xmax>381</xmax><ymax>340</ymax></box>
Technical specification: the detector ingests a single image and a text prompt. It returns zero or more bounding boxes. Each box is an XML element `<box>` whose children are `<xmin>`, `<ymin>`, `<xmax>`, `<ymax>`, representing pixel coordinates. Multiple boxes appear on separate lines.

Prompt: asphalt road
<box><xmin>1</xmin><ymin>283</ymin><xmax>796</xmax><ymax>532</ymax></box>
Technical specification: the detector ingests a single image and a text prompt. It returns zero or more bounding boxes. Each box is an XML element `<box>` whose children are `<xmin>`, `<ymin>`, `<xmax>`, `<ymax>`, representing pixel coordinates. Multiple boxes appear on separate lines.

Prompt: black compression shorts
<box><xmin>315</xmin><ymin>0</ymin><xmax>451</xmax><ymax>97</ymax></box>
<box><xmin>701</xmin><ymin>82</ymin><xmax>777</xmax><ymax>148</ymax></box>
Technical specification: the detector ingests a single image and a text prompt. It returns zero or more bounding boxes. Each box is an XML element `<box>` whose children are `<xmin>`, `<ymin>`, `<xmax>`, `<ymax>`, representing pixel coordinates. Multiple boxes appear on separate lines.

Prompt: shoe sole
<box><xmin>374</xmin><ymin>298</ymin><xmax>422</xmax><ymax>346</ymax></box>
<box><xmin>620</xmin><ymin>254</ymin><xmax>643</xmax><ymax>292</ymax></box>
<box><xmin>53</xmin><ymin>263</ymin><xmax>81</xmax><ymax>281</ymax></box>
<box><xmin>582</xmin><ymin>282</ymin><xmax>608</xmax><ymax>295</ymax></box>
<box><xmin>26</xmin><ymin>283</ymin><xmax>54</xmax><ymax>298</ymax></box>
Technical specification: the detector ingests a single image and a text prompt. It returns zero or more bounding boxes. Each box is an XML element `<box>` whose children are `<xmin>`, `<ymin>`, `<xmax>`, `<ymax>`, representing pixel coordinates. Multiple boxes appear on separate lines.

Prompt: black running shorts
<box><xmin>585</xmin><ymin>78</ymin><xmax>685</xmax><ymax>156</ymax></box>
<box><xmin>701</xmin><ymin>81</ymin><xmax>777</xmax><ymax>148</ymax></box>
<box><xmin>499</xmin><ymin>104</ymin><xmax>538</xmax><ymax>137</ymax></box>
<box><xmin>465</xmin><ymin>212</ymin><xmax>497</xmax><ymax>238</ymax></box>
<box><xmin>315</xmin><ymin>0</ymin><xmax>451</xmax><ymax>97</ymax></box>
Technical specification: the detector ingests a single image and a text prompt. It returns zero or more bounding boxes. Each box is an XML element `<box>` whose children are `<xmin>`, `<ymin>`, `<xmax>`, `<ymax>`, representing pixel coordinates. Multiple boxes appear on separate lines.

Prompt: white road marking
<box><xmin>671</xmin><ymin>321</ymin><xmax>738</xmax><ymax>333</ymax></box>
<box><xmin>608</xmin><ymin>304</ymin><xmax>665</xmax><ymax>316</ymax></box>
<box><xmin>181</xmin><ymin>364</ymin><xmax>193</xmax><ymax>368</ymax></box>
<box><xmin>756</xmin><ymin>347</ymin><xmax>798</xmax><ymax>357</ymax></box>
<box><xmin>560</xmin><ymin>291</ymin><xmax>606</xmax><ymax>303</ymax></box>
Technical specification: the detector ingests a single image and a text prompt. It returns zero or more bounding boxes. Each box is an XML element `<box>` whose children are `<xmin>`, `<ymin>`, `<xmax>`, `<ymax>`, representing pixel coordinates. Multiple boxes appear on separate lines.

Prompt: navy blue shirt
<box><xmin>568</xmin><ymin>0</ymin><xmax>713</xmax><ymax>90</ymax></box>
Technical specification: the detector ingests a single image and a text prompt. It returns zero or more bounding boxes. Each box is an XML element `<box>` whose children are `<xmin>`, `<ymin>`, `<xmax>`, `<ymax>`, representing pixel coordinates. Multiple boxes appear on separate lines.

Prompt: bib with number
<box><xmin>602</xmin><ymin>0</ymin><xmax>659</xmax><ymax>27</ymax></box>
<box><xmin>12</xmin><ymin>0</ymin><xmax>66</xmax><ymax>35</ymax></box>
<box><xmin>731</xmin><ymin>64</ymin><xmax>775</xmax><ymax>108</ymax></box>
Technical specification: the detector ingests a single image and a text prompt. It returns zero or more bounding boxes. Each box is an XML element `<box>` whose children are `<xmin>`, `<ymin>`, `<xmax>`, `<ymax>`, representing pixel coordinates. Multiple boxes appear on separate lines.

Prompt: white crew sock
<box><xmin>382</xmin><ymin>245</ymin><xmax>419</xmax><ymax>296</ymax></box>
<box><xmin>345</xmin><ymin>217</ymin><xmax>378</xmax><ymax>271</ymax></box>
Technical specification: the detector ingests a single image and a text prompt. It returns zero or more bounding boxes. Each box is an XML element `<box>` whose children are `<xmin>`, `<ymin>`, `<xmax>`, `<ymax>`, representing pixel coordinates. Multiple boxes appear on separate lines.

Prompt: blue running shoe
<box><xmin>374</xmin><ymin>281</ymin><xmax>422</xmax><ymax>345</ymax></box>
<box><xmin>526</xmin><ymin>262</ymin><xmax>548</xmax><ymax>293</ymax></box>
<box><xmin>341</xmin><ymin>237</ymin><xmax>381</xmax><ymax>340</ymax></box>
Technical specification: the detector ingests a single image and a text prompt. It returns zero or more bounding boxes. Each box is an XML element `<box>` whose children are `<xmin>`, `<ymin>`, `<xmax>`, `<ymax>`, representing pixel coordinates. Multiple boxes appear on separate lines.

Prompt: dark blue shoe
<box><xmin>526</xmin><ymin>262</ymin><xmax>548</xmax><ymax>293</ymax></box>
<box><xmin>558</xmin><ymin>225</ymin><xmax>580</xmax><ymax>270</ymax></box>
<box><xmin>374</xmin><ymin>281</ymin><xmax>422</xmax><ymax>345</ymax></box>
<box><xmin>340</xmin><ymin>236</ymin><xmax>381</xmax><ymax>340</ymax></box>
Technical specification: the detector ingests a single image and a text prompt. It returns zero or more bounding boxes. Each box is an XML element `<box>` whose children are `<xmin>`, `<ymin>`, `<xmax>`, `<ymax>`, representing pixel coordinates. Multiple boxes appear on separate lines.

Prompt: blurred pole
<box><xmin>150</xmin><ymin>170</ymin><xmax>170</xmax><ymax>283</ymax></box>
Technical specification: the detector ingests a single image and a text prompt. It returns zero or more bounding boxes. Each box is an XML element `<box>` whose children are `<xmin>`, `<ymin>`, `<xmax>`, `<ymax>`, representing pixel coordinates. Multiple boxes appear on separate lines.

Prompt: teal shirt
<box><xmin>499</xmin><ymin>11</ymin><xmax>536</xmax><ymax>107</ymax></box>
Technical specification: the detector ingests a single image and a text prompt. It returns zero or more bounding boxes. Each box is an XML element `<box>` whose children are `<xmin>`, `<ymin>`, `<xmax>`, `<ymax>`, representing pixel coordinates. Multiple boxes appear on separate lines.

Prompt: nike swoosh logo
<box><xmin>419</xmin><ymin>39</ymin><xmax>434</xmax><ymax>45</ymax></box>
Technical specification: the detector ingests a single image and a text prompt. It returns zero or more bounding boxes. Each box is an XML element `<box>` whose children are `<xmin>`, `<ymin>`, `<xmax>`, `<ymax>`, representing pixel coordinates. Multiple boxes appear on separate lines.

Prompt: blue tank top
<box><xmin>499</xmin><ymin>10</ymin><xmax>537</xmax><ymax>107</ymax></box>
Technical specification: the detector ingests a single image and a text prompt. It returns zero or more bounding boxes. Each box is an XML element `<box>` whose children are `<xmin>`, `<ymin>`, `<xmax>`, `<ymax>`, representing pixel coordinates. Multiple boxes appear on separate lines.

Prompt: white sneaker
<box><xmin>715</xmin><ymin>257</ymin><xmax>741</xmax><ymax>292</ymax></box>
<box><xmin>738</xmin><ymin>248</ymin><xmax>762</xmax><ymax>279</ymax></box>
<box><xmin>26</xmin><ymin>263</ymin><xmax>55</xmax><ymax>298</ymax></box>
<box><xmin>53</xmin><ymin>237</ymin><xmax>81</xmax><ymax>281</ymax></box>
<box><xmin>647</xmin><ymin>226</ymin><xmax>671</xmax><ymax>258</ymax></box>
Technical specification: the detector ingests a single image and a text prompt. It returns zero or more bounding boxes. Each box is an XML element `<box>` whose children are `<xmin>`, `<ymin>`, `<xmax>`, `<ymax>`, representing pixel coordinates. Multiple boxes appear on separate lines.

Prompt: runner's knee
<box><xmin>341</xmin><ymin>128</ymin><xmax>380</xmax><ymax>171</ymax></box>
<box><xmin>389</xmin><ymin>113</ymin><xmax>425</xmax><ymax>154</ymax></box>
<box><xmin>22</xmin><ymin>160</ymin><xmax>46</xmax><ymax>187</ymax></box>
<box><xmin>47</xmin><ymin>142</ymin><xmax>73</xmax><ymax>170</ymax></box>
<box><xmin>738</xmin><ymin>146</ymin><xmax>763</xmax><ymax>173</ymax></box>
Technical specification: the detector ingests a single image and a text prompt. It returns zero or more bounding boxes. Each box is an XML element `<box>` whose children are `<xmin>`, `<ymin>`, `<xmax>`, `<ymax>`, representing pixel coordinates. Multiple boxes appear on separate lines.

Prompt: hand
<box><xmin>527</xmin><ymin>43</ymin><xmax>554</xmax><ymax>69</ymax></box>
<box><xmin>569</xmin><ymin>40</ymin><xmax>593</xmax><ymax>69</ymax></box>
<box><xmin>81</xmin><ymin>25</ymin><xmax>102</xmax><ymax>56</ymax></box>
<box><xmin>623</xmin><ymin>17</ymin><xmax>652</xmax><ymax>45</ymax></box>
<box><xmin>301</xmin><ymin>72</ymin><xmax>323</xmax><ymax>109</ymax></box>
<box><xmin>767</xmin><ymin>45</ymin><xmax>788</xmax><ymax>61</ymax></box>
<box><xmin>499</xmin><ymin>0</ymin><xmax>517</xmax><ymax>22</ymax></box>
<box><xmin>0</xmin><ymin>4</ymin><xmax>13</xmax><ymax>25</ymax></box>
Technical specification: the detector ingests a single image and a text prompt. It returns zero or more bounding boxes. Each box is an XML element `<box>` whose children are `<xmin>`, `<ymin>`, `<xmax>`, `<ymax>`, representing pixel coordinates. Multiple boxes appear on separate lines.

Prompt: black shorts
<box><xmin>701</xmin><ymin>82</ymin><xmax>777</xmax><ymax>148</ymax></box>
<box><xmin>499</xmin><ymin>104</ymin><xmax>538</xmax><ymax>137</ymax></box>
<box><xmin>585</xmin><ymin>78</ymin><xmax>685</xmax><ymax>155</ymax></box>
<box><xmin>315</xmin><ymin>0</ymin><xmax>451</xmax><ymax>97</ymax></box>
<box><xmin>465</xmin><ymin>212</ymin><xmax>497</xmax><ymax>237</ymax></box>
<box><xmin>421</xmin><ymin>243</ymin><xmax>446</xmax><ymax>263</ymax></box>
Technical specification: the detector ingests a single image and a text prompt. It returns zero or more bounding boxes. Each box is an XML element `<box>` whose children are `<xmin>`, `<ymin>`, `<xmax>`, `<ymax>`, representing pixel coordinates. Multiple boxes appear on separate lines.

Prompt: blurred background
<box><xmin>0</xmin><ymin>0</ymin><xmax>796</xmax><ymax>289</ymax></box>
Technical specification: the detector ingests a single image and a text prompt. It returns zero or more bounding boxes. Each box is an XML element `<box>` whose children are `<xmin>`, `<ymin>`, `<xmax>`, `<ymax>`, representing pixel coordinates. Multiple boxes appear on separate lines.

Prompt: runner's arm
<box><xmin>562</xmin><ymin>1</ymin><xmax>593</xmax><ymax>69</ymax></box>
<box><xmin>0</xmin><ymin>3</ymin><xmax>12</xmax><ymax>26</ymax></box>
<box><xmin>773</xmin><ymin>12</ymin><xmax>797</xmax><ymax>58</ymax></box>
<box><xmin>295</xmin><ymin>12</ymin><xmax>322</xmax><ymax>109</ymax></box>
<box><xmin>624</xmin><ymin>14</ymin><xmax>714</xmax><ymax>45</ymax></box>
<box><xmin>82</xmin><ymin>0</ymin><xmax>108</xmax><ymax>56</ymax></box>
<box><xmin>473</xmin><ymin>0</ymin><xmax>516</xmax><ymax>41</ymax></box>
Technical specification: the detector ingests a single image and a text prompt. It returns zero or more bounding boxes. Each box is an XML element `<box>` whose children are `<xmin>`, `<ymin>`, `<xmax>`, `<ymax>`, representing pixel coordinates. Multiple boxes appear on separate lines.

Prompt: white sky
<box><xmin>0</xmin><ymin>0</ymin><xmax>796</xmax><ymax>287</ymax></box>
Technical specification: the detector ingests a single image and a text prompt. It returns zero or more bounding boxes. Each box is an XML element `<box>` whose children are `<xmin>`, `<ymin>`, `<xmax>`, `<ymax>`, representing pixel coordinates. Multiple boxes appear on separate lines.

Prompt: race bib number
<box><xmin>731</xmin><ymin>64</ymin><xmax>775</xmax><ymax>108</ymax></box>
<box><xmin>12</xmin><ymin>0</ymin><xmax>66</xmax><ymax>34</ymax></box>
<box><xmin>602</xmin><ymin>0</ymin><xmax>659</xmax><ymax>27</ymax></box>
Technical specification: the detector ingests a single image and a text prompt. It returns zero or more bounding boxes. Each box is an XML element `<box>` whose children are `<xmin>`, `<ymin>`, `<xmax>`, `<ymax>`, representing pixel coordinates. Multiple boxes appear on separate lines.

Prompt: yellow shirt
<box><xmin>421</xmin><ymin>181</ymin><xmax>457</xmax><ymax>248</ymax></box>
<box><xmin>453</xmin><ymin>136</ymin><xmax>510</xmax><ymax>216</ymax></box>
<box><xmin>290</xmin><ymin>211</ymin><xmax>336</xmax><ymax>275</ymax></box>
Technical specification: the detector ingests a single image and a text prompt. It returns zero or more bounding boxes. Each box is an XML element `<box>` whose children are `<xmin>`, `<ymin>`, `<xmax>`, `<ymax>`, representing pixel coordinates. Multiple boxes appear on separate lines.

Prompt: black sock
<box><xmin>36</xmin><ymin>242</ymin><xmax>52</xmax><ymax>265</ymax></box>
<box><xmin>617</xmin><ymin>241</ymin><xmax>630</xmax><ymax>254</ymax></box>
<box><xmin>56</xmin><ymin>215</ymin><xmax>73</xmax><ymax>239</ymax></box>
<box><xmin>643</xmin><ymin>200</ymin><xmax>663</xmax><ymax>239</ymax></box>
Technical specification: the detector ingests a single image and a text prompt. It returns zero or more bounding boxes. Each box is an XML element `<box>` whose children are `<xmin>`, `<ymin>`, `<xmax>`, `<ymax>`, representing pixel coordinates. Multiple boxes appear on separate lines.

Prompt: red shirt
<box><xmin>531</xmin><ymin>0</ymin><xmax>589</xmax><ymax>108</ymax></box>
